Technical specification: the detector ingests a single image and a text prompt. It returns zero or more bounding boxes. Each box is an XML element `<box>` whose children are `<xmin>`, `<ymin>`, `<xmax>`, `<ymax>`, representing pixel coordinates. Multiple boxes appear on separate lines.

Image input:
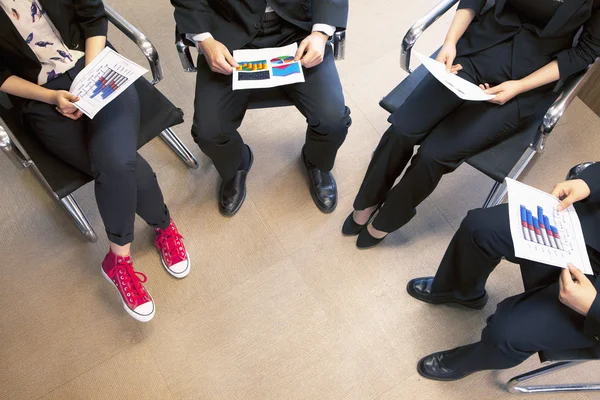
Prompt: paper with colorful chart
<box><xmin>232</xmin><ymin>43</ymin><xmax>304</xmax><ymax>90</ymax></box>
<box><xmin>506</xmin><ymin>178</ymin><xmax>593</xmax><ymax>275</ymax></box>
<box><xmin>69</xmin><ymin>48</ymin><xmax>147</xmax><ymax>119</ymax></box>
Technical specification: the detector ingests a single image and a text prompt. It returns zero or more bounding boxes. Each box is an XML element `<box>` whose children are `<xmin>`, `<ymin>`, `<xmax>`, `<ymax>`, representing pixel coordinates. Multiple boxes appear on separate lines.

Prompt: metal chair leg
<box><xmin>59</xmin><ymin>195</ymin><xmax>98</xmax><ymax>243</ymax></box>
<box><xmin>176</xmin><ymin>39</ymin><xmax>197</xmax><ymax>72</ymax></box>
<box><xmin>482</xmin><ymin>146</ymin><xmax>537</xmax><ymax>208</ymax></box>
<box><xmin>159</xmin><ymin>127</ymin><xmax>199</xmax><ymax>169</ymax></box>
<box><xmin>507</xmin><ymin>361</ymin><xmax>600</xmax><ymax>393</ymax></box>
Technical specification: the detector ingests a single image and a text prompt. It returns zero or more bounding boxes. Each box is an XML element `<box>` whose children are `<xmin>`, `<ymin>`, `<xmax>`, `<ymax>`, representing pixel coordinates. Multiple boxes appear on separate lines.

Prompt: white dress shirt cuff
<box><xmin>187</xmin><ymin>33</ymin><xmax>213</xmax><ymax>45</ymax></box>
<box><xmin>312</xmin><ymin>24</ymin><xmax>336</xmax><ymax>37</ymax></box>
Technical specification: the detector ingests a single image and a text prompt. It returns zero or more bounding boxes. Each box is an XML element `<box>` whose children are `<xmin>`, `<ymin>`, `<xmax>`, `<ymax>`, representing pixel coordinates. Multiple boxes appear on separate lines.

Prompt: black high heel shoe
<box><xmin>341</xmin><ymin>206</ymin><xmax>380</xmax><ymax>236</ymax></box>
<box><xmin>356</xmin><ymin>226</ymin><xmax>388</xmax><ymax>249</ymax></box>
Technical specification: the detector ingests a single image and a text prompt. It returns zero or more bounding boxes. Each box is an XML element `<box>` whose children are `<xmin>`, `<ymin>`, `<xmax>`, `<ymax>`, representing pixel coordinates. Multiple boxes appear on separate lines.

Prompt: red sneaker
<box><xmin>101</xmin><ymin>251</ymin><xmax>155</xmax><ymax>322</ymax></box>
<box><xmin>155</xmin><ymin>219</ymin><xmax>190</xmax><ymax>278</ymax></box>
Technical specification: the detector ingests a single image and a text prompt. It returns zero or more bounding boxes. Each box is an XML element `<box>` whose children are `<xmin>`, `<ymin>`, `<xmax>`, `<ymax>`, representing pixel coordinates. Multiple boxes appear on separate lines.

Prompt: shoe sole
<box><xmin>100</xmin><ymin>267</ymin><xmax>155</xmax><ymax>322</ymax></box>
<box><xmin>219</xmin><ymin>148</ymin><xmax>254</xmax><ymax>217</ymax></box>
<box><xmin>406</xmin><ymin>280</ymin><xmax>488</xmax><ymax>310</ymax></box>
<box><xmin>159</xmin><ymin>250</ymin><xmax>191</xmax><ymax>279</ymax></box>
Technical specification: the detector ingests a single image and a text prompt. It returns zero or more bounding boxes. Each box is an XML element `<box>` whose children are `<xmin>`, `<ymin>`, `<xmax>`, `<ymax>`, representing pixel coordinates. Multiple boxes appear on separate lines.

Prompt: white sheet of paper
<box><xmin>69</xmin><ymin>48</ymin><xmax>148</xmax><ymax>119</ymax></box>
<box><xmin>415</xmin><ymin>51</ymin><xmax>496</xmax><ymax>101</ymax></box>
<box><xmin>232</xmin><ymin>43</ymin><xmax>305</xmax><ymax>90</ymax></box>
<box><xmin>506</xmin><ymin>178</ymin><xmax>593</xmax><ymax>275</ymax></box>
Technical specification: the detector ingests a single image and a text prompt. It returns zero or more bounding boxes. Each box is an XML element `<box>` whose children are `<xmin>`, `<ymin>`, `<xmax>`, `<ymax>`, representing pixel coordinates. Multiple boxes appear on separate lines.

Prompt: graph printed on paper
<box><xmin>76</xmin><ymin>64</ymin><xmax>132</xmax><ymax>105</ymax></box>
<box><xmin>506</xmin><ymin>178</ymin><xmax>592</xmax><ymax>274</ymax></box>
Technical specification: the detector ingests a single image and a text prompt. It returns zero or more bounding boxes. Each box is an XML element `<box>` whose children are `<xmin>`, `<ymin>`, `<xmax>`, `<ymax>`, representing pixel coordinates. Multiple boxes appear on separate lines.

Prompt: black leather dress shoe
<box><xmin>417</xmin><ymin>350</ymin><xmax>473</xmax><ymax>381</ymax></box>
<box><xmin>302</xmin><ymin>150</ymin><xmax>337</xmax><ymax>213</ymax></box>
<box><xmin>406</xmin><ymin>277</ymin><xmax>488</xmax><ymax>309</ymax></box>
<box><xmin>219</xmin><ymin>147</ymin><xmax>253</xmax><ymax>217</ymax></box>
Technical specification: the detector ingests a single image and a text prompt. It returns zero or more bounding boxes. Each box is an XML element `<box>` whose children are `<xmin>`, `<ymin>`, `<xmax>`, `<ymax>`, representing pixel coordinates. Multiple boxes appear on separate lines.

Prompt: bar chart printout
<box><xmin>69</xmin><ymin>48</ymin><xmax>147</xmax><ymax>118</ymax></box>
<box><xmin>507</xmin><ymin>178</ymin><xmax>593</xmax><ymax>275</ymax></box>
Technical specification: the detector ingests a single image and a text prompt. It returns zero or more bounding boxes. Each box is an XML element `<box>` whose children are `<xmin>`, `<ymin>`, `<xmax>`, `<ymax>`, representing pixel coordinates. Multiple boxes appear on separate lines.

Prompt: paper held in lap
<box><xmin>232</xmin><ymin>43</ymin><xmax>305</xmax><ymax>90</ymax></box>
<box><xmin>506</xmin><ymin>178</ymin><xmax>593</xmax><ymax>275</ymax></box>
<box><xmin>69</xmin><ymin>48</ymin><xmax>148</xmax><ymax>119</ymax></box>
<box><xmin>415</xmin><ymin>52</ymin><xmax>496</xmax><ymax>101</ymax></box>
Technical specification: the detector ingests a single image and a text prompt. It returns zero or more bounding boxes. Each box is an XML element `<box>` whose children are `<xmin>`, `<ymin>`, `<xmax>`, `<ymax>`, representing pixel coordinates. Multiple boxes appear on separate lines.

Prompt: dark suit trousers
<box><xmin>22</xmin><ymin>59</ymin><xmax>170</xmax><ymax>245</ymax></box>
<box><xmin>353</xmin><ymin>51</ymin><xmax>520</xmax><ymax>233</ymax></box>
<box><xmin>191</xmin><ymin>13</ymin><xmax>351</xmax><ymax>181</ymax></box>
<box><xmin>430</xmin><ymin>205</ymin><xmax>599</xmax><ymax>372</ymax></box>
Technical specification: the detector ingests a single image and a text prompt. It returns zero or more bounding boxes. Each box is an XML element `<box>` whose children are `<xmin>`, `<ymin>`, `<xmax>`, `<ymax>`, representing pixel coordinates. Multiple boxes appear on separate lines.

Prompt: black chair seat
<box><xmin>379</xmin><ymin>49</ymin><xmax>558</xmax><ymax>183</ymax></box>
<box><xmin>0</xmin><ymin>77</ymin><xmax>184</xmax><ymax>199</ymax></box>
<box><xmin>539</xmin><ymin>347</ymin><xmax>600</xmax><ymax>363</ymax></box>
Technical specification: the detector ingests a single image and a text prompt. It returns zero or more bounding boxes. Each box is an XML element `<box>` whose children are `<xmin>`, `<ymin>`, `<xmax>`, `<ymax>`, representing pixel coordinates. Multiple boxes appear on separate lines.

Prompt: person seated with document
<box><xmin>406</xmin><ymin>162</ymin><xmax>600</xmax><ymax>381</ymax></box>
<box><xmin>343</xmin><ymin>0</ymin><xmax>600</xmax><ymax>248</ymax></box>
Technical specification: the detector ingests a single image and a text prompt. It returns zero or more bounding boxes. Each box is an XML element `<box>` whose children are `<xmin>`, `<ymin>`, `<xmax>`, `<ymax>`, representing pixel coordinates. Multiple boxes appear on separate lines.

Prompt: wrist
<box><xmin>312</xmin><ymin>31</ymin><xmax>329</xmax><ymax>40</ymax></box>
<box><xmin>444</xmin><ymin>36</ymin><xmax>459</xmax><ymax>47</ymax></box>
<box><xmin>44</xmin><ymin>89</ymin><xmax>59</xmax><ymax>106</ymax></box>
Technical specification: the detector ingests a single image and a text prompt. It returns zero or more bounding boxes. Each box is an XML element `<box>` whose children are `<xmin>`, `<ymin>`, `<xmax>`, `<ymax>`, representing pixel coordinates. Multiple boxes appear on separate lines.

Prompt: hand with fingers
<box><xmin>294</xmin><ymin>31</ymin><xmax>329</xmax><ymax>68</ymax></box>
<box><xmin>54</xmin><ymin>90</ymin><xmax>83</xmax><ymax>120</ymax></box>
<box><xmin>551</xmin><ymin>179</ymin><xmax>591</xmax><ymax>211</ymax></box>
<box><xmin>559</xmin><ymin>264</ymin><xmax>597</xmax><ymax>316</ymax></box>
<box><xmin>199</xmin><ymin>38</ymin><xmax>239</xmax><ymax>75</ymax></box>
<box><xmin>436</xmin><ymin>42</ymin><xmax>463</xmax><ymax>74</ymax></box>
<box><xmin>480</xmin><ymin>80</ymin><xmax>525</xmax><ymax>105</ymax></box>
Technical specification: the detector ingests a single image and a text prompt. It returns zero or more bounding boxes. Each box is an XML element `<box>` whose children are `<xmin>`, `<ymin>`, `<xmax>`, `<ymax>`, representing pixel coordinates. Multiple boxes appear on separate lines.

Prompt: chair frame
<box><xmin>0</xmin><ymin>3</ymin><xmax>199</xmax><ymax>243</ymax></box>
<box><xmin>399</xmin><ymin>0</ymin><xmax>600</xmax><ymax>208</ymax></box>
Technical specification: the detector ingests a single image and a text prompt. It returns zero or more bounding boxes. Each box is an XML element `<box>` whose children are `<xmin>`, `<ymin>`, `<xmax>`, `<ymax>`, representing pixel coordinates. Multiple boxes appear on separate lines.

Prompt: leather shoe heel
<box><xmin>219</xmin><ymin>146</ymin><xmax>253</xmax><ymax>217</ymax></box>
<box><xmin>406</xmin><ymin>277</ymin><xmax>488</xmax><ymax>310</ymax></box>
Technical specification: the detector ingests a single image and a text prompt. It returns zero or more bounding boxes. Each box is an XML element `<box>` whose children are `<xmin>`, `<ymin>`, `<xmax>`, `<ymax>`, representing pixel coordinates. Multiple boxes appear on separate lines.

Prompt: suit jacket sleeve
<box><xmin>171</xmin><ymin>0</ymin><xmax>213</xmax><ymax>35</ymax></box>
<box><xmin>584</xmin><ymin>294</ymin><xmax>600</xmax><ymax>339</ymax></box>
<box><xmin>312</xmin><ymin>0</ymin><xmax>348</xmax><ymax>30</ymax></box>
<box><xmin>577</xmin><ymin>163</ymin><xmax>600</xmax><ymax>203</ymax></box>
<box><xmin>457</xmin><ymin>0</ymin><xmax>487</xmax><ymax>14</ymax></box>
<box><xmin>72</xmin><ymin>0</ymin><xmax>108</xmax><ymax>39</ymax></box>
<box><xmin>0</xmin><ymin>48</ymin><xmax>12</xmax><ymax>89</ymax></box>
<box><xmin>554</xmin><ymin>5</ymin><xmax>600</xmax><ymax>80</ymax></box>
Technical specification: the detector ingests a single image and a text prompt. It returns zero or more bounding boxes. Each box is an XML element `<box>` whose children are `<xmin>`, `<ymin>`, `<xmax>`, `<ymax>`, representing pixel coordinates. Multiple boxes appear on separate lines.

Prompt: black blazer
<box><xmin>171</xmin><ymin>0</ymin><xmax>348</xmax><ymax>52</ymax></box>
<box><xmin>457</xmin><ymin>0</ymin><xmax>600</xmax><ymax>116</ymax></box>
<box><xmin>573</xmin><ymin>163</ymin><xmax>600</xmax><ymax>338</ymax></box>
<box><xmin>0</xmin><ymin>0</ymin><xmax>108</xmax><ymax>88</ymax></box>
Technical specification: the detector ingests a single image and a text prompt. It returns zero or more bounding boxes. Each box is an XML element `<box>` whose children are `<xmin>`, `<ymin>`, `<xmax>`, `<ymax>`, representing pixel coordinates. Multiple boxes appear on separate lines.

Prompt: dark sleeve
<box><xmin>171</xmin><ymin>0</ymin><xmax>213</xmax><ymax>34</ymax></box>
<box><xmin>0</xmin><ymin>48</ymin><xmax>12</xmax><ymax>89</ymax></box>
<box><xmin>457</xmin><ymin>0</ymin><xmax>487</xmax><ymax>14</ymax></box>
<box><xmin>577</xmin><ymin>163</ymin><xmax>600</xmax><ymax>203</ymax></box>
<box><xmin>312</xmin><ymin>0</ymin><xmax>349</xmax><ymax>30</ymax></box>
<box><xmin>584</xmin><ymin>293</ymin><xmax>600</xmax><ymax>339</ymax></box>
<box><xmin>72</xmin><ymin>0</ymin><xmax>108</xmax><ymax>38</ymax></box>
<box><xmin>554</xmin><ymin>6</ymin><xmax>600</xmax><ymax>80</ymax></box>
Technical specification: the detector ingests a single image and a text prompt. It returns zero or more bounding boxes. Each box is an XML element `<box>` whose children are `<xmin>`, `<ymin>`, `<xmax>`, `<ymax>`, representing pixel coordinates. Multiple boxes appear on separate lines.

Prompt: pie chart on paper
<box><xmin>270</xmin><ymin>56</ymin><xmax>295</xmax><ymax>65</ymax></box>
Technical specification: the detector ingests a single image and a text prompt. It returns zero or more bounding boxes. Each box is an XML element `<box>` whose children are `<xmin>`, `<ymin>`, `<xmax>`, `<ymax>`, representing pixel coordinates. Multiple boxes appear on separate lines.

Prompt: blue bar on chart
<box><xmin>519</xmin><ymin>204</ymin><xmax>565</xmax><ymax>251</ymax></box>
<box><xmin>89</xmin><ymin>67</ymin><xmax>128</xmax><ymax>100</ymax></box>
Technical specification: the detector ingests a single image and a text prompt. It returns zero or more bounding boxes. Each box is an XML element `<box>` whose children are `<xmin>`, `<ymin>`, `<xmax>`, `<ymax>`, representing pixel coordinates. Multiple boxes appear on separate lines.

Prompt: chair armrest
<box><xmin>401</xmin><ymin>0</ymin><xmax>459</xmax><ymax>73</ymax></box>
<box><xmin>104</xmin><ymin>3</ymin><xmax>164</xmax><ymax>85</ymax></box>
<box><xmin>332</xmin><ymin>30</ymin><xmax>346</xmax><ymax>61</ymax></box>
<box><xmin>0</xmin><ymin>123</ymin><xmax>31</xmax><ymax>169</ymax></box>
<box><xmin>535</xmin><ymin>60</ymin><xmax>600</xmax><ymax>151</ymax></box>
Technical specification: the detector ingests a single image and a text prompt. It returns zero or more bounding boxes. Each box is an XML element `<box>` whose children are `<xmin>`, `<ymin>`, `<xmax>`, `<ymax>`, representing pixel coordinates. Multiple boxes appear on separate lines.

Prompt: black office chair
<box><xmin>379</xmin><ymin>0</ymin><xmax>600</xmax><ymax>208</ymax></box>
<box><xmin>505</xmin><ymin>161</ymin><xmax>600</xmax><ymax>394</ymax></box>
<box><xmin>174</xmin><ymin>26</ymin><xmax>347</xmax><ymax>109</ymax></box>
<box><xmin>0</xmin><ymin>4</ymin><xmax>199</xmax><ymax>243</ymax></box>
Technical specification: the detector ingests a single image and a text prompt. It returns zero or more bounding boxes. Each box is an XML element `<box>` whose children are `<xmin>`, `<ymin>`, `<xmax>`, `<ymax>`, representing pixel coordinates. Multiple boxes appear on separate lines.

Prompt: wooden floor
<box><xmin>1</xmin><ymin>1</ymin><xmax>600</xmax><ymax>399</ymax></box>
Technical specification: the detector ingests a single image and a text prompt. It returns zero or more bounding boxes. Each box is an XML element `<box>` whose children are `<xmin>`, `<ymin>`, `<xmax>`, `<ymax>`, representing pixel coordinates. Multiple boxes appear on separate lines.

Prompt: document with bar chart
<box><xmin>232</xmin><ymin>43</ymin><xmax>304</xmax><ymax>90</ymax></box>
<box><xmin>506</xmin><ymin>178</ymin><xmax>592</xmax><ymax>274</ymax></box>
<box><xmin>69</xmin><ymin>48</ymin><xmax>147</xmax><ymax>118</ymax></box>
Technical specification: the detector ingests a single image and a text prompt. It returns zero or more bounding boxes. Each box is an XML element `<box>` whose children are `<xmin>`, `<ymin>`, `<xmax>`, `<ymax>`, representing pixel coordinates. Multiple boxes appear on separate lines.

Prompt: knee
<box><xmin>308</xmin><ymin>105</ymin><xmax>351</xmax><ymax>138</ymax></box>
<box><xmin>93</xmin><ymin>152</ymin><xmax>137</xmax><ymax>177</ymax></box>
<box><xmin>191</xmin><ymin>113</ymin><xmax>234</xmax><ymax>146</ymax></box>
<box><xmin>486</xmin><ymin>305</ymin><xmax>527</xmax><ymax>354</ymax></box>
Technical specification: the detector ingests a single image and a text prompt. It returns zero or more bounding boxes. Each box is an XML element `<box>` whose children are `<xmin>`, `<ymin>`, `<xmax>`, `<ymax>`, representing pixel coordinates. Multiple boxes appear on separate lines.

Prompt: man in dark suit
<box><xmin>171</xmin><ymin>0</ymin><xmax>351</xmax><ymax>216</ymax></box>
<box><xmin>407</xmin><ymin>162</ymin><xmax>600</xmax><ymax>380</ymax></box>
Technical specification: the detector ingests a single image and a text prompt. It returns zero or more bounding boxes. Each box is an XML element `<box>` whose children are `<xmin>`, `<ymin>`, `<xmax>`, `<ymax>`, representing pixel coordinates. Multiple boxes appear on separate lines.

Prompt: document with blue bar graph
<box><xmin>506</xmin><ymin>178</ymin><xmax>593</xmax><ymax>274</ymax></box>
<box><xmin>69</xmin><ymin>48</ymin><xmax>148</xmax><ymax>118</ymax></box>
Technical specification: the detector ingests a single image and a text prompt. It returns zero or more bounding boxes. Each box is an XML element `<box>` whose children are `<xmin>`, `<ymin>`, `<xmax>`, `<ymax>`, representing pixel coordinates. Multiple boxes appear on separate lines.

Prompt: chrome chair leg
<box><xmin>159</xmin><ymin>127</ymin><xmax>199</xmax><ymax>169</ymax></box>
<box><xmin>482</xmin><ymin>146</ymin><xmax>537</xmax><ymax>208</ymax></box>
<box><xmin>60</xmin><ymin>195</ymin><xmax>98</xmax><ymax>243</ymax></box>
<box><xmin>176</xmin><ymin>39</ymin><xmax>197</xmax><ymax>73</ymax></box>
<box><xmin>507</xmin><ymin>361</ymin><xmax>600</xmax><ymax>393</ymax></box>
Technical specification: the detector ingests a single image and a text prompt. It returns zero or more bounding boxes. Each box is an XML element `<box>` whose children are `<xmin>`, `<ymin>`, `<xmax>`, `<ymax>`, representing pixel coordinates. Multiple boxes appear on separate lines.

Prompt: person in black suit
<box><xmin>343</xmin><ymin>0</ymin><xmax>600</xmax><ymax>248</ymax></box>
<box><xmin>407</xmin><ymin>163</ymin><xmax>600</xmax><ymax>380</ymax></box>
<box><xmin>0</xmin><ymin>0</ymin><xmax>191</xmax><ymax>322</ymax></box>
<box><xmin>171</xmin><ymin>0</ymin><xmax>351</xmax><ymax>216</ymax></box>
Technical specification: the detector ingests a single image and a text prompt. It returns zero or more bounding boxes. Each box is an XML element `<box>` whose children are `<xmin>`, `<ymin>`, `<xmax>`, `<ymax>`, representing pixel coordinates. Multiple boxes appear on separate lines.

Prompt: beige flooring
<box><xmin>1</xmin><ymin>0</ymin><xmax>600</xmax><ymax>399</ymax></box>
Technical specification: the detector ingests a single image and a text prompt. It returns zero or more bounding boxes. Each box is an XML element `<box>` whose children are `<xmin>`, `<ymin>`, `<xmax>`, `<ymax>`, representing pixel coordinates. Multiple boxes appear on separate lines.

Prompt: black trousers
<box><xmin>191</xmin><ymin>13</ymin><xmax>351</xmax><ymax>182</ymax></box>
<box><xmin>431</xmin><ymin>205</ymin><xmax>599</xmax><ymax>372</ymax></box>
<box><xmin>353</xmin><ymin>43</ymin><xmax>522</xmax><ymax>233</ymax></box>
<box><xmin>22</xmin><ymin>58</ymin><xmax>170</xmax><ymax>245</ymax></box>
